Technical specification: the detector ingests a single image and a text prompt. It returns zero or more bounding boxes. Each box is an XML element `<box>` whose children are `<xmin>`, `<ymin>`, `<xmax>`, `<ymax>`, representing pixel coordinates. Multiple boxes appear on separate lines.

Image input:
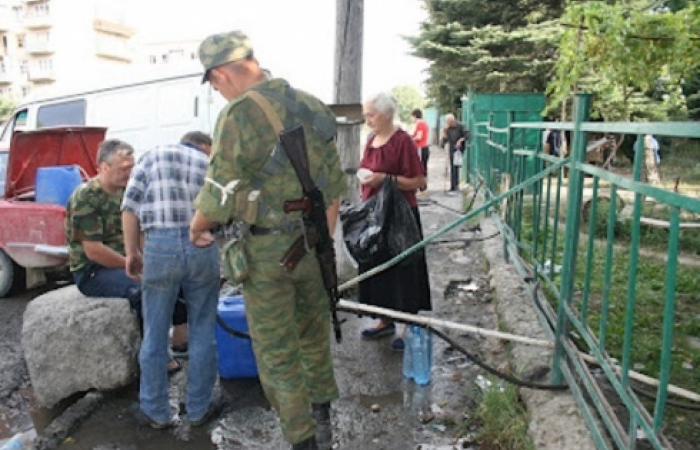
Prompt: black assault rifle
<box><xmin>278</xmin><ymin>125</ymin><xmax>343</xmax><ymax>343</ymax></box>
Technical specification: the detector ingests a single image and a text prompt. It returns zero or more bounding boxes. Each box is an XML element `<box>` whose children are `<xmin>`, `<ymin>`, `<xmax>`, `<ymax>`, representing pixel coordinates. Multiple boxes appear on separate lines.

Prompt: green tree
<box><xmin>408</xmin><ymin>0</ymin><xmax>565</xmax><ymax>112</ymax></box>
<box><xmin>391</xmin><ymin>85</ymin><xmax>425</xmax><ymax>124</ymax></box>
<box><xmin>0</xmin><ymin>96</ymin><xmax>15</xmax><ymax>120</ymax></box>
<box><xmin>547</xmin><ymin>0</ymin><xmax>700</xmax><ymax>122</ymax></box>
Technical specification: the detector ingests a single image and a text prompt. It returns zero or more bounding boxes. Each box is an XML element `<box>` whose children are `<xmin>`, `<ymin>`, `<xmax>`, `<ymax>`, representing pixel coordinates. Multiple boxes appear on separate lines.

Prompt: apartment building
<box><xmin>0</xmin><ymin>0</ymin><xmax>135</xmax><ymax>102</ymax></box>
<box><xmin>138</xmin><ymin>38</ymin><xmax>200</xmax><ymax>68</ymax></box>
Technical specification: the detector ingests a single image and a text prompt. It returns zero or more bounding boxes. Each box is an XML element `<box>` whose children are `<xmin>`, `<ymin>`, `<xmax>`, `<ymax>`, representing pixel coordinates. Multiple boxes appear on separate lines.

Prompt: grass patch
<box><xmin>474</xmin><ymin>381</ymin><xmax>535</xmax><ymax>450</ymax></box>
<box><xmin>515</xmin><ymin>203</ymin><xmax>700</xmax><ymax>449</ymax></box>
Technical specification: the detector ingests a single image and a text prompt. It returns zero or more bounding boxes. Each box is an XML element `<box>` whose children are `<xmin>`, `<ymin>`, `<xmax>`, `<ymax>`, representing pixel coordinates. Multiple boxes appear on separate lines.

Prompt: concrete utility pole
<box><xmin>334</xmin><ymin>0</ymin><xmax>363</xmax><ymax>205</ymax></box>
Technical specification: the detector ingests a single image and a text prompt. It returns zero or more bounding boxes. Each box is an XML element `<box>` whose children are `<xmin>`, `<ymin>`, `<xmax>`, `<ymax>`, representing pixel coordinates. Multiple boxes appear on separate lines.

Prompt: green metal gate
<box><xmin>463</xmin><ymin>91</ymin><xmax>545</xmax><ymax>189</ymax></box>
<box><xmin>465</xmin><ymin>93</ymin><xmax>700</xmax><ymax>450</ymax></box>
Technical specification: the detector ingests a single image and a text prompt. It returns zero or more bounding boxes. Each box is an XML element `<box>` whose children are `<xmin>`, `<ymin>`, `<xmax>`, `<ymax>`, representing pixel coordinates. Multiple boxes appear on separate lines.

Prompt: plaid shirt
<box><xmin>122</xmin><ymin>143</ymin><xmax>209</xmax><ymax>230</ymax></box>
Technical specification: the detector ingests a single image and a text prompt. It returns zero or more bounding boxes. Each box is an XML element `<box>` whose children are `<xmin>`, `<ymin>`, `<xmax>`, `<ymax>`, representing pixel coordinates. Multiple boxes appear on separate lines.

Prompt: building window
<box><xmin>19</xmin><ymin>60</ymin><xmax>28</xmax><ymax>74</ymax></box>
<box><xmin>149</xmin><ymin>55</ymin><xmax>156</xmax><ymax>64</ymax></box>
<box><xmin>32</xmin><ymin>3</ymin><xmax>49</xmax><ymax>16</ymax></box>
<box><xmin>12</xmin><ymin>6</ymin><xmax>22</xmax><ymax>20</ymax></box>
<box><xmin>17</xmin><ymin>34</ymin><xmax>25</xmax><ymax>49</ymax></box>
<box><xmin>21</xmin><ymin>86</ymin><xmax>30</xmax><ymax>97</ymax></box>
<box><xmin>38</xmin><ymin>58</ymin><xmax>52</xmax><ymax>71</ymax></box>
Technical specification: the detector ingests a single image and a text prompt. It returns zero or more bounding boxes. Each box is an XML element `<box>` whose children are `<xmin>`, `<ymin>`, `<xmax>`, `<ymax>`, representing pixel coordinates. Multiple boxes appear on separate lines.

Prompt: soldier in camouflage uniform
<box><xmin>65</xmin><ymin>139</ymin><xmax>187</xmax><ymax>373</ymax></box>
<box><xmin>189</xmin><ymin>31</ymin><xmax>346</xmax><ymax>450</ymax></box>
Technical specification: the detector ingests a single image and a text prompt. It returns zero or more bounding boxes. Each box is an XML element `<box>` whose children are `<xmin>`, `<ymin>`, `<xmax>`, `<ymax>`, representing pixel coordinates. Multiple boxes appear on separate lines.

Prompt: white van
<box><xmin>0</xmin><ymin>68</ymin><xmax>227</xmax><ymax>157</ymax></box>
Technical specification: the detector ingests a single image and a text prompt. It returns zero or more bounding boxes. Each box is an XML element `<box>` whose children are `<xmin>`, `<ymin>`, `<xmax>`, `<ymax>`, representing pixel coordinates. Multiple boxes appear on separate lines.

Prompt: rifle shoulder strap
<box><xmin>247</xmin><ymin>90</ymin><xmax>284</xmax><ymax>135</ymax></box>
<box><xmin>239</xmin><ymin>90</ymin><xmax>295</xmax><ymax>227</ymax></box>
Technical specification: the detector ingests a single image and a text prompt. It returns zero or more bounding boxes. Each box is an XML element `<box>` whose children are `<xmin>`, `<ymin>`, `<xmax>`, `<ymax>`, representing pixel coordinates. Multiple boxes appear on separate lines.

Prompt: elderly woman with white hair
<box><xmin>356</xmin><ymin>92</ymin><xmax>432</xmax><ymax>351</ymax></box>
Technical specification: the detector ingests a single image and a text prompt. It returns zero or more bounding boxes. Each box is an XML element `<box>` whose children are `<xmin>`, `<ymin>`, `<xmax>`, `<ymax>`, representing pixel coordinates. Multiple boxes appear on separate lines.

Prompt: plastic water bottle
<box><xmin>1</xmin><ymin>429</ymin><xmax>37</xmax><ymax>450</ymax></box>
<box><xmin>402</xmin><ymin>328</ymin><xmax>415</xmax><ymax>379</ymax></box>
<box><xmin>411</xmin><ymin>325</ymin><xmax>433</xmax><ymax>385</ymax></box>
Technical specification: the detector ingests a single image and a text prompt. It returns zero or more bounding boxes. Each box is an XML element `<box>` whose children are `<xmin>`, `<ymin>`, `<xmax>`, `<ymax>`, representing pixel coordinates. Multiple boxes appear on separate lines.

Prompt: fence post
<box><xmin>551</xmin><ymin>93</ymin><xmax>591</xmax><ymax>384</ymax></box>
<box><xmin>503</xmin><ymin>111</ymin><xmax>515</xmax><ymax>262</ymax></box>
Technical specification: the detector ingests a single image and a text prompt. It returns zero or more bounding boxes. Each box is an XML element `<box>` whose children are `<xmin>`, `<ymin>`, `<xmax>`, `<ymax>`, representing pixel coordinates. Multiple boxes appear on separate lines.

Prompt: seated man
<box><xmin>65</xmin><ymin>139</ymin><xmax>187</xmax><ymax>372</ymax></box>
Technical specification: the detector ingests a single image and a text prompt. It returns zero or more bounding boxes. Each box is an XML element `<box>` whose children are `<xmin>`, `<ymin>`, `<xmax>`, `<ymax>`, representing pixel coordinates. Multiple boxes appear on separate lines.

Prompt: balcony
<box><xmin>0</xmin><ymin>67</ymin><xmax>13</xmax><ymax>84</ymax></box>
<box><xmin>23</xmin><ymin>14</ymin><xmax>51</xmax><ymax>29</ymax></box>
<box><xmin>0</xmin><ymin>14</ymin><xmax>10</xmax><ymax>32</ymax></box>
<box><xmin>95</xmin><ymin>40</ymin><xmax>133</xmax><ymax>62</ymax></box>
<box><xmin>26</xmin><ymin>40</ymin><xmax>53</xmax><ymax>54</ymax></box>
<box><xmin>28</xmin><ymin>68</ymin><xmax>54</xmax><ymax>82</ymax></box>
<box><xmin>93</xmin><ymin>19</ymin><xmax>134</xmax><ymax>38</ymax></box>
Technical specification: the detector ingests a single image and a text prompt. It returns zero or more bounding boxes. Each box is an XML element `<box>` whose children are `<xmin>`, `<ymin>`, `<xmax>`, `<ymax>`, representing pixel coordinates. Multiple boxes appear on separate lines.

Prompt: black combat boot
<box><xmin>291</xmin><ymin>435</ymin><xmax>319</xmax><ymax>450</ymax></box>
<box><xmin>311</xmin><ymin>402</ymin><xmax>332</xmax><ymax>450</ymax></box>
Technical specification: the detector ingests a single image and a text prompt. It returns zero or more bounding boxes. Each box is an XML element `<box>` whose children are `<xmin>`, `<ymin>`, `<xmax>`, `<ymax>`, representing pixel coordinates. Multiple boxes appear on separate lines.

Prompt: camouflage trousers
<box><xmin>241</xmin><ymin>234</ymin><xmax>339</xmax><ymax>445</ymax></box>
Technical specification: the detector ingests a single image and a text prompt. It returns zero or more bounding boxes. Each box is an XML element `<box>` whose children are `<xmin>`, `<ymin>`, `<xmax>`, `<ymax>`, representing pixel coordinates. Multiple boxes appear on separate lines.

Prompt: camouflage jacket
<box><xmin>65</xmin><ymin>178</ymin><xmax>125</xmax><ymax>272</ymax></box>
<box><xmin>195</xmin><ymin>78</ymin><xmax>346</xmax><ymax>230</ymax></box>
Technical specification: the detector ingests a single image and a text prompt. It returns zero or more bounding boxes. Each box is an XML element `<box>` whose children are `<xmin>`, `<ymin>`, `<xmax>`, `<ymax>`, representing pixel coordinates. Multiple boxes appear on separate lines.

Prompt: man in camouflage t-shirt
<box><xmin>65</xmin><ymin>140</ymin><xmax>187</xmax><ymax>353</ymax></box>
<box><xmin>190</xmin><ymin>31</ymin><xmax>346</xmax><ymax>450</ymax></box>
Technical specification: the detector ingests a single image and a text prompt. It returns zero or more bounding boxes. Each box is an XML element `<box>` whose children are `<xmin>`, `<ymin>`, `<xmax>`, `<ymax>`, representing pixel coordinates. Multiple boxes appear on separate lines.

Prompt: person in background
<box><xmin>121</xmin><ymin>131</ymin><xmax>221</xmax><ymax>430</ymax></box>
<box><xmin>358</xmin><ymin>92</ymin><xmax>432</xmax><ymax>352</ymax></box>
<box><xmin>65</xmin><ymin>139</ymin><xmax>187</xmax><ymax>375</ymax></box>
<box><xmin>441</xmin><ymin>114</ymin><xmax>470</xmax><ymax>191</ymax></box>
<box><xmin>189</xmin><ymin>30</ymin><xmax>345</xmax><ymax>450</ymax></box>
<box><xmin>543</xmin><ymin>118</ymin><xmax>563</xmax><ymax>157</ymax></box>
<box><xmin>411</xmin><ymin>108</ymin><xmax>430</xmax><ymax>192</ymax></box>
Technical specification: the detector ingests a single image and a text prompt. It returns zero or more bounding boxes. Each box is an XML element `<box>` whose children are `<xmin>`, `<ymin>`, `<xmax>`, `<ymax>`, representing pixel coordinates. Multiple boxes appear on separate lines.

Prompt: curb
<box><xmin>480</xmin><ymin>215</ymin><xmax>597</xmax><ymax>450</ymax></box>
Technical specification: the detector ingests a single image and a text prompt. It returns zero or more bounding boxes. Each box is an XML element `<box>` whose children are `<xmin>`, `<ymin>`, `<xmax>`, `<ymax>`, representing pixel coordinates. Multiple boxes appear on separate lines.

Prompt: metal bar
<box><xmin>653</xmin><ymin>206</ymin><xmax>680</xmax><ymax>431</ymax></box>
<box><xmin>504</xmin><ymin>112</ymin><xmax>515</xmax><ymax>261</ymax></box>
<box><xmin>550</xmin><ymin>168</ymin><xmax>563</xmax><ymax>278</ymax></box>
<box><xmin>511</xmin><ymin>121</ymin><xmax>700</xmax><ymax>138</ymax></box>
<box><xmin>560</xmin><ymin>339</ymin><xmax>628</xmax><ymax>449</ymax></box>
<box><xmin>574</xmin><ymin>162</ymin><xmax>700</xmax><ymax>212</ymax></box>
<box><xmin>552</xmin><ymin>93</ymin><xmax>590</xmax><ymax>385</ymax></box>
<box><xmin>599</xmin><ymin>184</ymin><xmax>618</xmax><ymax>353</ymax></box>
<box><xmin>564</xmin><ymin>307</ymin><xmax>667</xmax><ymax>449</ymax></box>
<box><xmin>620</xmin><ymin>136</ymin><xmax>645</xmax><ymax>389</ymax></box>
<box><xmin>581</xmin><ymin>176</ymin><xmax>600</xmax><ymax>326</ymax></box>
<box><xmin>540</xmin><ymin>166</ymin><xmax>554</xmax><ymax>274</ymax></box>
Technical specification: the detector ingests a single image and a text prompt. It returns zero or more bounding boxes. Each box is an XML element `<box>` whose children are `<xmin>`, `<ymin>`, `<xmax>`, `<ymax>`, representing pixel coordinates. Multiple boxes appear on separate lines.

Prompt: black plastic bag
<box><xmin>385</xmin><ymin>179</ymin><xmax>421</xmax><ymax>262</ymax></box>
<box><xmin>340</xmin><ymin>176</ymin><xmax>421</xmax><ymax>266</ymax></box>
<box><xmin>340</xmin><ymin>178</ymin><xmax>391</xmax><ymax>265</ymax></box>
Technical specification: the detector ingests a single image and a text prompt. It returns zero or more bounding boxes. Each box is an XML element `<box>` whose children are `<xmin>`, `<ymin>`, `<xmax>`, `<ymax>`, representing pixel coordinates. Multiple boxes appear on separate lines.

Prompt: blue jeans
<box><xmin>139</xmin><ymin>227</ymin><xmax>220</xmax><ymax>423</ymax></box>
<box><xmin>73</xmin><ymin>263</ymin><xmax>187</xmax><ymax>326</ymax></box>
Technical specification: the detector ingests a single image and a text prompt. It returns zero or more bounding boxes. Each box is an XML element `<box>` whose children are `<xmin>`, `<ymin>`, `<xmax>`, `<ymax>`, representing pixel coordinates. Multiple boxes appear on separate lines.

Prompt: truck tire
<box><xmin>0</xmin><ymin>250</ymin><xmax>25</xmax><ymax>298</ymax></box>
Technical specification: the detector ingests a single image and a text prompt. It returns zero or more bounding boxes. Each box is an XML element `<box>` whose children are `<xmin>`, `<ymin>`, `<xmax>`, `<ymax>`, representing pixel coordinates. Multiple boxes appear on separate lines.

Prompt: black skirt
<box><xmin>358</xmin><ymin>207</ymin><xmax>432</xmax><ymax>314</ymax></box>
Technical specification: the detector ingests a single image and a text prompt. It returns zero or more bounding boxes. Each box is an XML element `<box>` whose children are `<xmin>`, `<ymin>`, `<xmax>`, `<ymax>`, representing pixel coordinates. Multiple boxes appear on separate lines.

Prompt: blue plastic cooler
<box><xmin>215</xmin><ymin>295</ymin><xmax>258</xmax><ymax>378</ymax></box>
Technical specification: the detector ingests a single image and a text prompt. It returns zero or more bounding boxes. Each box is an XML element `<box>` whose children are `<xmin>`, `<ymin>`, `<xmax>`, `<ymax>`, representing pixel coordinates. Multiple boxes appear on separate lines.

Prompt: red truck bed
<box><xmin>0</xmin><ymin>127</ymin><xmax>105</xmax><ymax>293</ymax></box>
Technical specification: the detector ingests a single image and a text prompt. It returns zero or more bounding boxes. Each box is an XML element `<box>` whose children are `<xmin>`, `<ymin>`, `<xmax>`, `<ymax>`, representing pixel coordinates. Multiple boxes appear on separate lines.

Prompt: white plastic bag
<box><xmin>453</xmin><ymin>149</ymin><xmax>463</xmax><ymax>167</ymax></box>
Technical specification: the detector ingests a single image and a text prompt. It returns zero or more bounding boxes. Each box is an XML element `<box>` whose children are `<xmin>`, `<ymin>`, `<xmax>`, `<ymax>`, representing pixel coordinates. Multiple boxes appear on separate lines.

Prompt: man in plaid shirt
<box><xmin>121</xmin><ymin>131</ymin><xmax>222</xmax><ymax>429</ymax></box>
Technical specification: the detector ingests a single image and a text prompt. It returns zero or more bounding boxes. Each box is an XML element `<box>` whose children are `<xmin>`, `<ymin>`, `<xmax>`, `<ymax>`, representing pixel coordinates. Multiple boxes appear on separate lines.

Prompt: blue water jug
<box><xmin>35</xmin><ymin>165</ymin><xmax>82</xmax><ymax>206</ymax></box>
<box><xmin>406</xmin><ymin>325</ymin><xmax>432</xmax><ymax>385</ymax></box>
<box><xmin>215</xmin><ymin>295</ymin><xmax>258</xmax><ymax>378</ymax></box>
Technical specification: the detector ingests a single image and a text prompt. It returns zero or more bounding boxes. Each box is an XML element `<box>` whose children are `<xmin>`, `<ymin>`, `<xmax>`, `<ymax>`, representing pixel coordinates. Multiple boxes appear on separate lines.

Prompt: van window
<box><xmin>37</xmin><ymin>99</ymin><xmax>86</xmax><ymax>128</ymax></box>
<box><xmin>0</xmin><ymin>109</ymin><xmax>28</xmax><ymax>145</ymax></box>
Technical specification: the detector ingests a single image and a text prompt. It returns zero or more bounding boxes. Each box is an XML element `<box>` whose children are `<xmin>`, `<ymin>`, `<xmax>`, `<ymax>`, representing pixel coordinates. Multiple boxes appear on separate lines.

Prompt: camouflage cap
<box><xmin>198</xmin><ymin>30</ymin><xmax>253</xmax><ymax>83</ymax></box>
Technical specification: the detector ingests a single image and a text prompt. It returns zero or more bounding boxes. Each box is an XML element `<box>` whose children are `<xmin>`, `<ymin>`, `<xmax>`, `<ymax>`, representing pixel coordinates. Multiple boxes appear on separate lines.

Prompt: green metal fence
<box><xmin>464</xmin><ymin>93</ymin><xmax>700</xmax><ymax>449</ymax></box>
